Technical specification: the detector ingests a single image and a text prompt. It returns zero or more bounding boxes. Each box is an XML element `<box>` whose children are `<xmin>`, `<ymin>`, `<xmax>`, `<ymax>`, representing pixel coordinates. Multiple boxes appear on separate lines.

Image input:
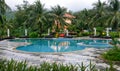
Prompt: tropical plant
<box><xmin>102</xmin><ymin>37</ymin><xmax>120</xmax><ymax>61</ymax></box>
<box><xmin>0</xmin><ymin>59</ymin><xmax>115</xmax><ymax>71</ymax></box>
<box><xmin>14</xmin><ymin>1</ymin><xmax>30</xmax><ymax>37</ymax></box>
<box><xmin>30</xmin><ymin>0</ymin><xmax>47</xmax><ymax>37</ymax></box>
<box><xmin>4</xmin><ymin>0</ymin><xmax>120</xmax><ymax>37</ymax></box>
<box><xmin>73</xmin><ymin>9</ymin><xmax>91</xmax><ymax>32</ymax></box>
<box><xmin>50</xmin><ymin>5</ymin><xmax>67</xmax><ymax>32</ymax></box>
<box><xmin>0</xmin><ymin>0</ymin><xmax>11</xmax><ymax>37</ymax></box>
<box><xmin>90</xmin><ymin>0</ymin><xmax>107</xmax><ymax>28</ymax></box>
<box><xmin>14</xmin><ymin>0</ymin><xmax>48</xmax><ymax>37</ymax></box>
<box><xmin>106</xmin><ymin>0</ymin><xmax>120</xmax><ymax>30</ymax></box>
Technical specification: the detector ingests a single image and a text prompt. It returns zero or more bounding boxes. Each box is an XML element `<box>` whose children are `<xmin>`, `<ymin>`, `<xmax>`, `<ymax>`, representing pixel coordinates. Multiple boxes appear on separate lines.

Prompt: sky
<box><xmin>5</xmin><ymin>0</ymin><xmax>106</xmax><ymax>12</ymax></box>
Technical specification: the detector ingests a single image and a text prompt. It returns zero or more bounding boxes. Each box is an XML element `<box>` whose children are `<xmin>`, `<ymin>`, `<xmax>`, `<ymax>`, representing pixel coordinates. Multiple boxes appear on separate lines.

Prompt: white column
<box><xmin>66</xmin><ymin>29</ymin><xmax>69</xmax><ymax>36</ymax></box>
<box><xmin>93</xmin><ymin>27</ymin><xmax>96</xmax><ymax>36</ymax></box>
<box><xmin>7</xmin><ymin>29</ymin><xmax>10</xmax><ymax>37</ymax></box>
<box><xmin>106</xmin><ymin>28</ymin><xmax>112</xmax><ymax>36</ymax></box>
<box><xmin>25</xmin><ymin>29</ymin><xmax>27</xmax><ymax>36</ymax></box>
<box><xmin>106</xmin><ymin>28</ymin><xmax>109</xmax><ymax>36</ymax></box>
<box><xmin>48</xmin><ymin>29</ymin><xmax>50</xmax><ymax>35</ymax></box>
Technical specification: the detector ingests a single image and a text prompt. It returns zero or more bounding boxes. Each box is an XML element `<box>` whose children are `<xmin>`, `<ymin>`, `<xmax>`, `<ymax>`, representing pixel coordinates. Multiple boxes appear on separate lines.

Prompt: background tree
<box><xmin>5</xmin><ymin>0</ymin><xmax>120</xmax><ymax>38</ymax></box>
<box><xmin>107</xmin><ymin>0</ymin><xmax>120</xmax><ymax>30</ymax></box>
<box><xmin>14</xmin><ymin>0</ymin><xmax>48</xmax><ymax>37</ymax></box>
<box><xmin>50</xmin><ymin>5</ymin><xmax>67</xmax><ymax>32</ymax></box>
<box><xmin>91</xmin><ymin>0</ymin><xmax>107</xmax><ymax>27</ymax></box>
<box><xmin>0</xmin><ymin>0</ymin><xmax>10</xmax><ymax>37</ymax></box>
<box><xmin>29</xmin><ymin>0</ymin><xmax>47</xmax><ymax>37</ymax></box>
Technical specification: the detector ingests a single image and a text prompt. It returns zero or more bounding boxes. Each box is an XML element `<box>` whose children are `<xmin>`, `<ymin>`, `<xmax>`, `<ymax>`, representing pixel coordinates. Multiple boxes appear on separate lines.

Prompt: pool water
<box><xmin>10</xmin><ymin>38</ymin><xmax>112</xmax><ymax>52</ymax></box>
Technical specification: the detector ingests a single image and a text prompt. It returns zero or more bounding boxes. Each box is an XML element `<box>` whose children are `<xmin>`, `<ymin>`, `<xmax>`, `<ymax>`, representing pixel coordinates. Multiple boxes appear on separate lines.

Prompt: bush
<box><xmin>29</xmin><ymin>32</ymin><xmax>38</xmax><ymax>38</ymax></box>
<box><xmin>77</xmin><ymin>32</ymin><xmax>90</xmax><ymax>37</ymax></box>
<box><xmin>102</xmin><ymin>48</ymin><xmax>120</xmax><ymax>61</ymax></box>
<box><xmin>109</xmin><ymin>32</ymin><xmax>119</xmax><ymax>37</ymax></box>
<box><xmin>0</xmin><ymin>59</ymin><xmax>115</xmax><ymax>71</ymax></box>
<box><xmin>13</xmin><ymin>33</ymin><xmax>21</xmax><ymax>37</ymax></box>
<box><xmin>11</xmin><ymin>28</ymin><xmax>25</xmax><ymax>38</ymax></box>
<box><xmin>77</xmin><ymin>33</ymin><xmax>82</xmax><ymax>37</ymax></box>
<box><xmin>102</xmin><ymin>38</ymin><xmax>120</xmax><ymax>61</ymax></box>
<box><xmin>81</xmin><ymin>32</ymin><xmax>90</xmax><ymax>36</ymax></box>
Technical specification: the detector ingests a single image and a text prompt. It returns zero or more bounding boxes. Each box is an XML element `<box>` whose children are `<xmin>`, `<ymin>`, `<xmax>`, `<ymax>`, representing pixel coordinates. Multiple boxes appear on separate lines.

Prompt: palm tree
<box><xmin>14</xmin><ymin>0</ymin><xmax>48</xmax><ymax>37</ymax></box>
<box><xmin>86</xmin><ymin>0</ymin><xmax>107</xmax><ymax>36</ymax></box>
<box><xmin>73</xmin><ymin>10</ymin><xmax>87</xmax><ymax>31</ymax></box>
<box><xmin>29</xmin><ymin>0</ymin><xmax>47</xmax><ymax>37</ymax></box>
<box><xmin>106</xmin><ymin>0</ymin><xmax>120</xmax><ymax>30</ymax></box>
<box><xmin>0</xmin><ymin>0</ymin><xmax>10</xmax><ymax>24</ymax></box>
<box><xmin>0</xmin><ymin>0</ymin><xmax>10</xmax><ymax>37</ymax></box>
<box><xmin>50</xmin><ymin>5</ymin><xmax>67</xmax><ymax>32</ymax></box>
<box><xmin>91</xmin><ymin>0</ymin><xmax>107</xmax><ymax>27</ymax></box>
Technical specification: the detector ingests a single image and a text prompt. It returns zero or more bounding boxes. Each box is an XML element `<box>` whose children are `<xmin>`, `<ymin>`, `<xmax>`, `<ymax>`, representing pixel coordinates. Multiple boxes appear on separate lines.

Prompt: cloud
<box><xmin>5</xmin><ymin>0</ymin><xmax>106</xmax><ymax>11</ymax></box>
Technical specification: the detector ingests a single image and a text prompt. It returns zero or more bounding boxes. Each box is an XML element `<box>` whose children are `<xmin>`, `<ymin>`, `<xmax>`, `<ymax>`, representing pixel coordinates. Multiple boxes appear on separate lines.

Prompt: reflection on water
<box><xmin>15</xmin><ymin>39</ymin><xmax>112</xmax><ymax>52</ymax></box>
<box><xmin>49</xmin><ymin>41</ymin><xmax>70</xmax><ymax>52</ymax></box>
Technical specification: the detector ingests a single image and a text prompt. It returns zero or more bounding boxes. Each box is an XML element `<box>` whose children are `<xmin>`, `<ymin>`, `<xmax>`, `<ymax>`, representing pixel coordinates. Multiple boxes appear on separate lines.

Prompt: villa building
<box><xmin>63</xmin><ymin>13</ymin><xmax>75</xmax><ymax>24</ymax></box>
<box><xmin>52</xmin><ymin>13</ymin><xmax>75</xmax><ymax>33</ymax></box>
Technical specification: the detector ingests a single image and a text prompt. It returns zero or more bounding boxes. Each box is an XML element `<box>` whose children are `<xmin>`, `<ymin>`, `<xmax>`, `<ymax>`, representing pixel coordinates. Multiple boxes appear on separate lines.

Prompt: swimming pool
<box><xmin>10</xmin><ymin>38</ymin><xmax>112</xmax><ymax>52</ymax></box>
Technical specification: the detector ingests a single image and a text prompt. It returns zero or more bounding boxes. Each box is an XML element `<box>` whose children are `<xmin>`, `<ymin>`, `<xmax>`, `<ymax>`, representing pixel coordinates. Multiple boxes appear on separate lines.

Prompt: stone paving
<box><xmin>0</xmin><ymin>39</ymin><xmax>120</xmax><ymax>70</ymax></box>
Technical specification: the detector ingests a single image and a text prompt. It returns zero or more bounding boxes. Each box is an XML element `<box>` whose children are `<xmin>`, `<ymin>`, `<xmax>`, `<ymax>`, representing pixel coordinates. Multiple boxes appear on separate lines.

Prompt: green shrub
<box><xmin>0</xmin><ymin>59</ymin><xmax>114</xmax><ymax>71</ymax></box>
<box><xmin>110</xmin><ymin>32</ymin><xmax>119</xmax><ymax>37</ymax></box>
<box><xmin>96</xmin><ymin>27</ymin><xmax>104</xmax><ymax>35</ymax></box>
<box><xmin>29</xmin><ymin>32</ymin><xmax>38</xmax><ymax>38</ymax></box>
<box><xmin>102</xmin><ymin>38</ymin><xmax>120</xmax><ymax>61</ymax></box>
<box><xmin>13</xmin><ymin>33</ymin><xmax>21</xmax><ymax>37</ymax></box>
<box><xmin>81</xmin><ymin>32</ymin><xmax>90</xmax><ymax>36</ymax></box>
<box><xmin>77</xmin><ymin>32</ymin><xmax>89</xmax><ymax>37</ymax></box>
<box><xmin>77</xmin><ymin>33</ymin><xmax>82</xmax><ymax>37</ymax></box>
<box><xmin>102</xmin><ymin>48</ymin><xmax>120</xmax><ymax>61</ymax></box>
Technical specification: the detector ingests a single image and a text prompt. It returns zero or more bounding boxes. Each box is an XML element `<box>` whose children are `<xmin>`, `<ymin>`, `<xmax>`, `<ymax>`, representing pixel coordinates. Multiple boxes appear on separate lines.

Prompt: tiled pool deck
<box><xmin>0</xmin><ymin>38</ymin><xmax>120</xmax><ymax>70</ymax></box>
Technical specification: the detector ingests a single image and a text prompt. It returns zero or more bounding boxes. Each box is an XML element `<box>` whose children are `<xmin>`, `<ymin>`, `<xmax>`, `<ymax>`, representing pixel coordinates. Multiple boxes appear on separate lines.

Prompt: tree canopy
<box><xmin>1</xmin><ymin>0</ymin><xmax>120</xmax><ymax>38</ymax></box>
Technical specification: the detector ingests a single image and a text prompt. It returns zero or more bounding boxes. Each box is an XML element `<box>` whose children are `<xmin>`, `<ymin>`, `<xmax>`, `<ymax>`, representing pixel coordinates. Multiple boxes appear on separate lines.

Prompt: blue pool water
<box><xmin>10</xmin><ymin>38</ymin><xmax>112</xmax><ymax>52</ymax></box>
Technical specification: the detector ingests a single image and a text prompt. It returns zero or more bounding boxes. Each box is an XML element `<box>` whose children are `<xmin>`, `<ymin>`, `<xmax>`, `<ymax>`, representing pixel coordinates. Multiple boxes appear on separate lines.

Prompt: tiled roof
<box><xmin>63</xmin><ymin>13</ymin><xmax>75</xmax><ymax>18</ymax></box>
